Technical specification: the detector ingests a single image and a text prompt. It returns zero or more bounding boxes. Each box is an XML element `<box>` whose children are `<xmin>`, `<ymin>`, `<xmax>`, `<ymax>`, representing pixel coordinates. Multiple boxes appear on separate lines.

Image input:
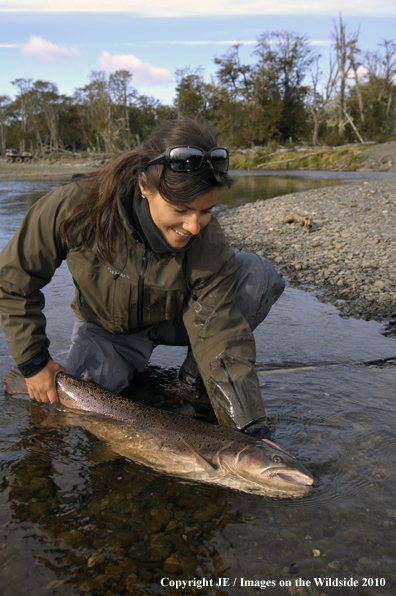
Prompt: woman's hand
<box><xmin>25</xmin><ymin>360</ymin><xmax>66</xmax><ymax>404</ymax></box>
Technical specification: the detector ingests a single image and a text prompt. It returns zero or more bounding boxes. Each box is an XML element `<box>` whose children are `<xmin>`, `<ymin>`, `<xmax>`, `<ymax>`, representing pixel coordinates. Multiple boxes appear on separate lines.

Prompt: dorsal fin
<box><xmin>177</xmin><ymin>434</ymin><xmax>217</xmax><ymax>471</ymax></box>
<box><xmin>80</xmin><ymin>370</ymin><xmax>93</xmax><ymax>382</ymax></box>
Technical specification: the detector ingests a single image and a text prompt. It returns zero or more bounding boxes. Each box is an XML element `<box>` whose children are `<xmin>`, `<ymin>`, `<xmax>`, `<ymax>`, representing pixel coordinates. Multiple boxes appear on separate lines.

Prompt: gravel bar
<box><xmin>218</xmin><ymin>176</ymin><xmax>396</xmax><ymax>335</ymax></box>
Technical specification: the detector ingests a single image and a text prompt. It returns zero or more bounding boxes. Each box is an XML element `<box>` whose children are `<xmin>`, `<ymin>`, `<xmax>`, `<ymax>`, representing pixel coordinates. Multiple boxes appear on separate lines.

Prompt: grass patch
<box><xmin>230</xmin><ymin>144</ymin><xmax>371</xmax><ymax>171</ymax></box>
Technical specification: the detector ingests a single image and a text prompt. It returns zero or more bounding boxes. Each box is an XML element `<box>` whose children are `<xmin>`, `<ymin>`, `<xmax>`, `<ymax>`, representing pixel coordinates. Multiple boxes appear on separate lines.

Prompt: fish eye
<box><xmin>272</xmin><ymin>455</ymin><xmax>282</xmax><ymax>463</ymax></box>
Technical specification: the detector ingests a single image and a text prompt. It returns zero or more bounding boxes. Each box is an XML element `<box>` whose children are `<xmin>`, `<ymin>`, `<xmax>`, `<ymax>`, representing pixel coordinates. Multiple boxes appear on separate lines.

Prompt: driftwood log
<box><xmin>283</xmin><ymin>212</ymin><xmax>312</xmax><ymax>230</ymax></box>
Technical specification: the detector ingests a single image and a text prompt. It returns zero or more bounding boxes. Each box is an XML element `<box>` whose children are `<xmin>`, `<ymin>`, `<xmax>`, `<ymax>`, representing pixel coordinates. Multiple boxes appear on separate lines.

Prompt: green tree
<box><xmin>173</xmin><ymin>67</ymin><xmax>213</xmax><ymax>119</ymax></box>
<box><xmin>348</xmin><ymin>39</ymin><xmax>396</xmax><ymax>140</ymax></box>
<box><xmin>0</xmin><ymin>95</ymin><xmax>11</xmax><ymax>155</ymax></box>
<box><xmin>214</xmin><ymin>44</ymin><xmax>253</xmax><ymax>104</ymax></box>
<box><xmin>10</xmin><ymin>78</ymin><xmax>34</xmax><ymax>153</ymax></box>
<box><xmin>375</xmin><ymin>39</ymin><xmax>396</xmax><ymax>136</ymax></box>
<box><xmin>212</xmin><ymin>44</ymin><xmax>253</xmax><ymax>147</ymax></box>
<box><xmin>108</xmin><ymin>69</ymin><xmax>136</xmax><ymax>150</ymax></box>
<box><xmin>251</xmin><ymin>31</ymin><xmax>313</xmax><ymax>144</ymax></box>
<box><xmin>58</xmin><ymin>100</ymin><xmax>85</xmax><ymax>153</ymax></box>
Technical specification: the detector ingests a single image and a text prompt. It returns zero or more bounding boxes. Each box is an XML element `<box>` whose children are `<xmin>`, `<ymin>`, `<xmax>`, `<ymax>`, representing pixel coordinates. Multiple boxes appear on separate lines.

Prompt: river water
<box><xmin>0</xmin><ymin>174</ymin><xmax>396</xmax><ymax>596</ymax></box>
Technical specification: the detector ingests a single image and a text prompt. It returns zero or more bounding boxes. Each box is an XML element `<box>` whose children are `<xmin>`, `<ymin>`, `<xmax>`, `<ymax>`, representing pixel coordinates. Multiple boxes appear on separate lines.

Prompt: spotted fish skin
<box><xmin>3</xmin><ymin>370</ymin><xmax>314</xmax><ymax>497</ymax></box>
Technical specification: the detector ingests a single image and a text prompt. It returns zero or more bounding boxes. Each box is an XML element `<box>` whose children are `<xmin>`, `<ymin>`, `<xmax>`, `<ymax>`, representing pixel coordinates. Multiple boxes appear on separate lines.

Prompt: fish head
<box><xmin>218</xmin><ymin>439</ymin><xmax>314</xmax><ymax>495</ymax></box>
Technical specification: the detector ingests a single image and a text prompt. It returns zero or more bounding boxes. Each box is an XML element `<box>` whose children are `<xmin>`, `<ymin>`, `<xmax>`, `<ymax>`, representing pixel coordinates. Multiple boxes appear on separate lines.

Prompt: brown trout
<box><xmin>3</xmin><ymin>369</ymin><xmax>313</xmax><ymax>497</ymax></box>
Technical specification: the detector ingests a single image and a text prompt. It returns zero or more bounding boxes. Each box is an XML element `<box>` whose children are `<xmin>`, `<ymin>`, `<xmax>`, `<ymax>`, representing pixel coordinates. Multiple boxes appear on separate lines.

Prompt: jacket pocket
<box><xmin>112</xmin><ymin>276</ymin><xmax>139</xmax><ymax>333</ymax></box>
<box><xmin>141</xmin><ymin>287</ymin><xmax>187</xmax><ymax>328</ymax></box>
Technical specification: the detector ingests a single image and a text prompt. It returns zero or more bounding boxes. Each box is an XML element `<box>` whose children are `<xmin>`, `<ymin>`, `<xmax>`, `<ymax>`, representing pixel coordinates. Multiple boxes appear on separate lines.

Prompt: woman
<box><xmin>0</xmin><ymin>118</ymin><xmax>284</xmax><ymax>437</ymax></box>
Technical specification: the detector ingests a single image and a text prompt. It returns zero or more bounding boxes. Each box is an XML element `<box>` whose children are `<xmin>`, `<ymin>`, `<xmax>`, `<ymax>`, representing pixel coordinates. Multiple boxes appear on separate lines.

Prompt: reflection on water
<box><xmin>1</xmin><ymin>176</ymin><xmax>396</xmax><ymax>595</ymax></box>
<box><xmin>218</xmin><ymin>173</ymin><xmax>343</xmax><ymax>211</ymax></box>
<box><xmin>218</xmin><ymin>169</ymin><xmax>396</xmax><ymax>211</ymax></box>
<box><xmin>0</xmin><ymin>180</ymin><xmax>62</xmax><ymax>247</ymax></box>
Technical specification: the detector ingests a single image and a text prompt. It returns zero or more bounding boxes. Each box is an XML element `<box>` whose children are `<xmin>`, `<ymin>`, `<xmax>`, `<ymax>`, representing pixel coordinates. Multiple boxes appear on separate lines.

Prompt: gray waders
<box><xmin>66</xmin><ymin>253</ymin><xmax>284</xmax><ymax>426</ymax></box>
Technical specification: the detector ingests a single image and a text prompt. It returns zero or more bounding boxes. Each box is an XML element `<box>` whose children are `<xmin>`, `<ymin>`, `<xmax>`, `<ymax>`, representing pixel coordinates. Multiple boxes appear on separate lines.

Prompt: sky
<box><xmin>0</xmin><ymin>1</ymin><xmax>395</xmax><ymax>106</ymax></box>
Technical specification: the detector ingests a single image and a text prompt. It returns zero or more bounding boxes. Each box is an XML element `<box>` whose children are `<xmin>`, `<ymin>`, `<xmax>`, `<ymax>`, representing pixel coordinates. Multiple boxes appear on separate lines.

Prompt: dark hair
<box><xmin>61</xmin><ymin>118</ymin><xmax>233</xmax><ymax>263</ymax></box>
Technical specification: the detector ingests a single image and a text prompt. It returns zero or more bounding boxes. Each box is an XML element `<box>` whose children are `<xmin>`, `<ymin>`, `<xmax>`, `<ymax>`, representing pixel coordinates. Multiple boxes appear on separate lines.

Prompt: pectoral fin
<box><xmin>177</xmin><ymin>434</ymin><xmax>217</xmax><ymax>472</ymax></box>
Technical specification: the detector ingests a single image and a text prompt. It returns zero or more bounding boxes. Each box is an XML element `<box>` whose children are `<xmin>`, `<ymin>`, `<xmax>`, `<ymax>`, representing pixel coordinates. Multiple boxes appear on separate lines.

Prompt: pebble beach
<box><xmin>218</xmin><ymin>176</ymin><xmax>396</xmax><ymax>335</ymax></box>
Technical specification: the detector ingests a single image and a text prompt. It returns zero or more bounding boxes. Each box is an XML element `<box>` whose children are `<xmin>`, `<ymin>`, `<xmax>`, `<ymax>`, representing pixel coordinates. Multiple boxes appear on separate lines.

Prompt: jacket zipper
<box><xmin>138</xmin><ymin>249</ymin><xmax>151</xmax><ymax>330</ymax></box>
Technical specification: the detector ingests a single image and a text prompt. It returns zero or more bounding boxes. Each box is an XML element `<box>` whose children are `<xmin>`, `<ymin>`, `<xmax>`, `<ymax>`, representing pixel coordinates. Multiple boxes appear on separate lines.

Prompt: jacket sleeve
<box><xmin>0</xmin><ymin>183</ymin><xmax>78</xmax><ymax>368</ymax></box>
<box><xmin>182</xmin><ymin>218</ymin><xmax>268</xmax><ymax>430</ymax></box>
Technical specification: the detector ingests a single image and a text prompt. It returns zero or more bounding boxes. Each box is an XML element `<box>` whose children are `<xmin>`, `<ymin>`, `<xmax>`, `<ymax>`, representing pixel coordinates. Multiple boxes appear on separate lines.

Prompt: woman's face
<box><xmin>139</xmin><ymin>182</ymin><xmax>220</xmax><ymax>249</ymax></box>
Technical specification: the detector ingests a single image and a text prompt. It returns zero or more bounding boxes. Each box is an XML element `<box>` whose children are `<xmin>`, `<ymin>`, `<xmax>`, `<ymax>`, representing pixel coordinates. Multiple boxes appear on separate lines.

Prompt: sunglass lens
<box><xmin>169</xmin><ymin>147</ymin><xmax>203</xmax><ymax>171</ymax></box>
<box><xmin>209</xmin><ymin>148</ymin><xmax>229</xmax><ymax>172</ymax></box>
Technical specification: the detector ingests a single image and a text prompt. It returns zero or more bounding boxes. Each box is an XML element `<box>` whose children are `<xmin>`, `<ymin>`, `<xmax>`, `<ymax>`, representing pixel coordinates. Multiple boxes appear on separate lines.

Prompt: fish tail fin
<box><xmin>3</xmin><ymin>366</ymin><xmax>28</xmax><ymax>395</ymax></box>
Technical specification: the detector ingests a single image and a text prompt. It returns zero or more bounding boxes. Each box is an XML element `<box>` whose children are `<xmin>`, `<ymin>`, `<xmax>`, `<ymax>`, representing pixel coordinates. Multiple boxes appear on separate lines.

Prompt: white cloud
<box><xmin>346</xmin><ymin>64</ymin><xmax>370</xmax><ymax>85</ymax></box>
<box><xmin>2</xmin><ymin>0</ymin><xmax>396</xmax><ymax>15</ymax></box>
<box><xmin>98</xmin><ymin>51</ymin><xmax>172</xmax><ymax>86</ymax></box>
<box><xmin>20</xmin><ymin>35</ymin><xmax>79</xmax><ymax>63</ymax></box>
<box><xmin>126</xmin><ymin>38</ymin><xmax>332</xmax><ymax>48</ymax></box>
<box><xmin>129</xmin><ymin>40</ymin><xmax>257</xmax><ymax>46</ymax></box>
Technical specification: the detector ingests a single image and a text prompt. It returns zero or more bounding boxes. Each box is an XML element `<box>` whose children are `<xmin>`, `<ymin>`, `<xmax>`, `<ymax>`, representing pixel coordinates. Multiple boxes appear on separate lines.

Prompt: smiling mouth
<box><xmin>172</xmin><ymin>228</ymin><xmax>191</xmax><ymax>238</ymax></box>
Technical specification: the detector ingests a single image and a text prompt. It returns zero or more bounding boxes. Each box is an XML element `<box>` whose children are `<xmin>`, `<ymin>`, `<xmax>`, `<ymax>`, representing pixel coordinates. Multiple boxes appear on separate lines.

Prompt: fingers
<box><xmin>25</xmin><ymin>360</ymin><xmax>66</xmax><ymax>403</ymax></box>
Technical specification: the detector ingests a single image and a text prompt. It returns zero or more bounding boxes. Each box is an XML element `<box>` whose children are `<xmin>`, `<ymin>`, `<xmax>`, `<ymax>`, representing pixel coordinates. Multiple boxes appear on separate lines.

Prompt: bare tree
<box><xmin>308</xmin><ymin>55</ymin><xmax>338</xmax><ymax>145</ymax></box>
<box><xmin>31</xmin><ymin>81</ymin><xmax>64</xmax><ymax>155</ymax></box>
<box><xmin>350</xmin><ymin>48</ymin><xmax>365</xmax><ymax>123</ymax></box>
<box><xmin>331</xmin><ymin>14</ymin><xmax>360</xmax><ymax>135</ymax></box>
<box><xmin>108</xmin><ymin>69</ymin><xmax>135</xmax><ymax>150</ymax></box>
<box><xmin>75</xmin><ymin>71</ymin><xmax>115</xmax><ymax>153</ymax></box>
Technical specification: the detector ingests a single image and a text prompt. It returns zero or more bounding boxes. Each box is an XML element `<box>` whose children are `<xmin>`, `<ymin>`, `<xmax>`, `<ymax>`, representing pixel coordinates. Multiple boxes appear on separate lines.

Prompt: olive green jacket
<box><xmin>0</xmin><ymin>180</ymin><xmax>267</xmax><ymax>429</ymax></box>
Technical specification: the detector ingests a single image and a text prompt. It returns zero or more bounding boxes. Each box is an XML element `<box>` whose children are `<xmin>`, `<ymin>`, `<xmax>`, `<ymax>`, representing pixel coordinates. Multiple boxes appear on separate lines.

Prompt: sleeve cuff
<box><xmin>18</xmin><ymin>352</ymin><xmax>50</xmax><ymax>378</ymax></box>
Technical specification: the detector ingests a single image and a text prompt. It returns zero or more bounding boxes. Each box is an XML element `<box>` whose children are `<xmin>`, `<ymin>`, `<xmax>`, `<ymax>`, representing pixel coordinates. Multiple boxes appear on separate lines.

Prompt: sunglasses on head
<box><xmin>145</xmin><ymin>145</ymin><xmax>229</xmax><ymax>173</ymax></box>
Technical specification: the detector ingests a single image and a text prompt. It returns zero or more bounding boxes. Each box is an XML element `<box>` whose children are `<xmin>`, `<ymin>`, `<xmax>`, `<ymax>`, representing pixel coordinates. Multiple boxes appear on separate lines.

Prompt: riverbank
<box><xmin>0</xmin><ymin>158</ymin><xmax>103</xmax><ymax>180</ymax></box>
<box><xmin>229</xmin><ymin>140</ymin><xmax>396</xmax><ymax>172</ymax></box>
<box><xmin>218</xmin><ymin>176</ymin><xmax>396</xmax><ymax>335</ymax></box>
<box><xmin>2</xmin><ymin>141</ymin><xmax>396</xmax><ymax>180</ymax></box>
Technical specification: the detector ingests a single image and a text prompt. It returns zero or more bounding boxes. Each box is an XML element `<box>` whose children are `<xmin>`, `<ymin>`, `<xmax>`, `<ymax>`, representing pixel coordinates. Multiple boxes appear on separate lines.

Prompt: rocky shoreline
<box><xmin>218</xmin><ymin>176</ymin><xmax>396</xmax><ymax>336</ymax></box>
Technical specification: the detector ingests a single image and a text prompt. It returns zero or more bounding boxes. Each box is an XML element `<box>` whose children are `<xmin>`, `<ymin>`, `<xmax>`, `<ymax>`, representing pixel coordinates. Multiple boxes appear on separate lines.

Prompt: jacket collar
<box><xmin>118</xmin><ymin>184</ymin><xmax>197</xmax><ymax>255</ymax></box>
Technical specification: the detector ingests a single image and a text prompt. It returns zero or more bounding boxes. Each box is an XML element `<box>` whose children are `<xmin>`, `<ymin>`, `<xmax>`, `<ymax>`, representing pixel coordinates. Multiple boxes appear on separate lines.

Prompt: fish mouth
<box><xmin>261</xmin><ymin>468</ymin><xmax>314</xmax><ymax>486</ymax></box>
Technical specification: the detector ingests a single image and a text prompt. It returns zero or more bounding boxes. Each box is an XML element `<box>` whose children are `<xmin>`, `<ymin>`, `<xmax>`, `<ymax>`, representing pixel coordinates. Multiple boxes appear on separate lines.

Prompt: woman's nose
<box><xmin>182</xmin><ymin>214</ymin><xmax>201</xmax><ymax>236</ymax></box>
